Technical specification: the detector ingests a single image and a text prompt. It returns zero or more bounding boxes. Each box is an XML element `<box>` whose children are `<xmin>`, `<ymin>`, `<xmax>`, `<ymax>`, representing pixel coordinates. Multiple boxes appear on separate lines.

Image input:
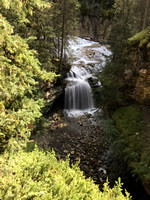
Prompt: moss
<box><xmin>112</xmin><ymin>106</ymin><xmax>143</xmax><ymax>135</ymax></box>
<box><xmin>128</xmin><ymin>26</ymin><xmax>150</xmax><ymax>48</ymax></box>
<box><xmin>147</xmin><ymin>42</ymin><xmax>150</xmax><ymax>49</ymax></box>
<box><xmin>112</xmin><ymin>105</ymin><xmax>150</xmax><ymax>181</ymax></box>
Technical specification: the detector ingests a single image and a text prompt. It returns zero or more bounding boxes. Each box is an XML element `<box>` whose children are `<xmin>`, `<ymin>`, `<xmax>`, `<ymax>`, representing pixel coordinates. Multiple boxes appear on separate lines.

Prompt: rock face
<box><xmin>127</xmin><ymin>28</ymin><xmax>150</xmax><ymax>105</ymax></box>
<box><xmin>127</xmin><ymin>30</ymin><xmax>150</xmax><ymax>195</ymax></box>
<box><xmin>128</xmin><ymin>46</ymin><xmax>150</xmax><ymax>105</ymax></box>
<box><xmin>134</xmin><ymin>68</ymin><xmax>150</xmax><ymax>103</ymax></box>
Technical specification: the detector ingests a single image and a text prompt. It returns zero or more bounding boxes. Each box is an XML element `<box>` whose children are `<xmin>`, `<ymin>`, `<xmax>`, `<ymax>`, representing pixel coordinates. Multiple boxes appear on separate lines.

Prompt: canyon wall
<box><xmin>128</xmin><ymin>29</ymin><xmax>150</xmax><ymax>105</ymax></box>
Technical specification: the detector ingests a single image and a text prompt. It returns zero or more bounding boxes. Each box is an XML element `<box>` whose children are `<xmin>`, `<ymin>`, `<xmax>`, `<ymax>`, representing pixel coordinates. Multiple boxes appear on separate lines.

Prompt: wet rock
<box><xmin>83</xmin><ymin>165</ymin><xmax>89</xmax><ymax>171</ymax></box>
<box><xmin>80</xmin><ymin>139</ymin><xmax>85</xmax><ymax>144</ymax></box>
<box><xmin>63</xmin><ymin>150</ymin><xmax>69</xmax><ymax>154</ymax></box>
<box><xmin>98</xmin><ymin>167</ymin><xmax>107</xmax><ymax>174</ymax></box>
<box><xmin>50</xmin><ymin>126</ymin><xmax>56</xmax><ymax>131</ymax></box>
<box><xmin>75</xmin><ymin>157</ymin><xmax>80</xmax><ymax>161</ymax></box>
<box><xmin>90</xmin><ymin>169</ymin><xmax>94</xmax><ymax>173</ymax></box>
<box><xmin>78</xmin><ymin>120</ymin><xmax>83</xmax><ymax>126</ymax></box>
<box><xmin>98</xmin><ymin>160</ymin><xmax>102</xmax><ymax>164</ymax></box>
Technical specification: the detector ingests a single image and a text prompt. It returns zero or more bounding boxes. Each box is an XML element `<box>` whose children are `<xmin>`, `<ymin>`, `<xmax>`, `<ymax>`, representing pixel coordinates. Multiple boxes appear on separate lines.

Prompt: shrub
<box><xmin>0</xmin><ymin>15</ymin><xmax>57</xmax><ymax>152</ymax></box>
<box><xmin>0</xmin><ymin>147</ymin><xmax>131</xmax><ymax>200</ymax></box>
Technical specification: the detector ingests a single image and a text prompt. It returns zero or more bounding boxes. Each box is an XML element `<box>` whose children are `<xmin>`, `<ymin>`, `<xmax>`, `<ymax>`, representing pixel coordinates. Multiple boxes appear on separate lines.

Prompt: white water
<box><xmin>64</xmin><ymin>37</ymin><xmax>111</xmax><ymax>117</ymax></box>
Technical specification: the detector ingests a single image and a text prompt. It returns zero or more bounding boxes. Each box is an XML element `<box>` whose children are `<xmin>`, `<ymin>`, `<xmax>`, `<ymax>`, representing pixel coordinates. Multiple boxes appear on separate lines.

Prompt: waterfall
<box><xmin>64</xmin><ymin>37</ymin><xmax>111</xmax><ymax>116</ymax></box>
<box><xmin>64</xmin><ymin>66</ymin><xmax>94</xmax><ymax>111</ymax></box>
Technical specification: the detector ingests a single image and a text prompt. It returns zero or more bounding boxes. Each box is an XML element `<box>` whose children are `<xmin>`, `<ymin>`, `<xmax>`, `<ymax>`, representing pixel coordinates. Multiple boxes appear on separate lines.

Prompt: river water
<box><xmin>64</xmin><ymin>36</ymin><xmax>111</xmax><ymax>116</ymax></box>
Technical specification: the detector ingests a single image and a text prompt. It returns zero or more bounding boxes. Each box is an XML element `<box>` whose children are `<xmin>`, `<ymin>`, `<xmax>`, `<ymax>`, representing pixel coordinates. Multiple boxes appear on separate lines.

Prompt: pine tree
<box><xmin>0</xmin><ymin>0</ymin><xmax>56</xmax><ymax>72</ymax></box>
<box><xmin>0</xmin><ymin>14</ymin><xmax>57</xmax><ymax>152</ymax></box>
<box><xmin>52</xmin><ymin>0</ymin><xmax>80</xmax><ymax>72</ymax></box>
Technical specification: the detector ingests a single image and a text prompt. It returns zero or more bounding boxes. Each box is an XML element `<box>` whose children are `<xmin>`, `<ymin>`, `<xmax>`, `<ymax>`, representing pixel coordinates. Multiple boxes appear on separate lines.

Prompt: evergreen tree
<box><xmin>0</xmin><ymin>0</ymin><xmax>56</xmax><ymax>72</ymax></box>
<box><xmin>52</xmin><ymin>0</ymin><xmax>80</xmax><ymax>72</ymax></box>
<box><xmin>96</xmin><ymin>0</ymin><xmax>132</xmax><ymax>109</ymax></box>
<box><xmin>0</xmin><ymin>14</ymin><xmax>57</xmax><ymax>152</ymax></box>
<box><xmin>27</xmin><ymin>3</ymin><xmax>55</xmax><ymax>71</ymax></box>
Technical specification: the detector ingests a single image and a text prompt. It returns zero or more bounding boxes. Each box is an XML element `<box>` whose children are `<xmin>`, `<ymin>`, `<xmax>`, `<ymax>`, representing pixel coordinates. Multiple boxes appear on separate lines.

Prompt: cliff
<box><xmin>128</xmin><ymin>27</ymin><xmax>150</xmax><ymax>105</ymax></box>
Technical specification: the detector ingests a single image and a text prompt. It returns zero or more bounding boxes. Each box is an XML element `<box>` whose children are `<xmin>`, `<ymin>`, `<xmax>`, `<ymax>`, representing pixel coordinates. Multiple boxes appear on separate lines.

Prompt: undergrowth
<box><xmin>103</xmin><ymin>105</ymin><xmax>150</xmax><ymax>181</ymax></box>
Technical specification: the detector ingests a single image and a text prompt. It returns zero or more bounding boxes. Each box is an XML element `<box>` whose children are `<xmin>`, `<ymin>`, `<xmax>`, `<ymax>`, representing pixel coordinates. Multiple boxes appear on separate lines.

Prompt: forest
<box><xmin>0</xmin><ymin>0</ymin><xmax>150</xmax><ymax>199</ymax></box>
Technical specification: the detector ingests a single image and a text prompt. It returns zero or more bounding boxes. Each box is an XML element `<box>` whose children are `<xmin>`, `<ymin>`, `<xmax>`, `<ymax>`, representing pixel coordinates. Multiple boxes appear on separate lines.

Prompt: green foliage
<box><xmin>0</xmin><ymin>15</ymin><xmax>57</xmax><ymax>152</ymax></box>
<box><xmin>134</xmin><ymin>151</ymin><xmax>150</xmax><ymax>180</ymax></box>
<box><xmin>52</xmin><ymin>0</ymin><xmax>80</xmax><ymax>34</ymax></box>
<box><xmin>0</xmin><ymin>0</ymin><xmax>80</xmax><ymax>72</ymax></box>
<box><xmin>0</xmin><ymin>147</ymin><xmax>131</xmax><ymax>200</ymax></box>
<box><xmin>32</xmin><ymin>116</ymin><xmax>50</xmax><ymax>136</ymax></box>
<box><xmin>112</xmin><ymin>106</ymin><xmax>144</xmax><ymax>161</ymax></box>
<box><xmin>26</xmin><ymin>3</ymin><xmax>56</xmax><ymax>71</ymax></box>
<box><xmin>0</xmin><ymin>0</ymin><xmax>48</xmax><ymax>30</ymax></box>
<box><xmin>0</xmin><ymin>99</ymin><xmax>43</xmax><ymax>152</ymax></box>
<box><xmin>97</xmin><ymin>61</ymin><xmax>127</xmax><ymax>110</ymax></box>
<box><xmin>101</xmin><ymin>117</ymin><xmax>120</xmax><ymax>140</ymax></box>
<box><xmin>95</xmin><ymin>1</ymin><xmax>132</xmax><ymax>109</ymax></box>
<box><xmin>0</xmin><ymin>0</ymin><xmax>56</xmax><ymax>72</ymax></box>
<box><xmin>113</xmin><ymin>0</ymin><xmax>150</xmax><ymax>34</ymax></box>
<box><xmin>97</xmin><ymin>0</ymin><xmax>150</xmax><ymax>184</ymax></box>
<box><xmin>79</xmin><ymin>0</ymin><xmax>115</xmax><ymax>18</ymax></box>
<box><xmin>0</xmin><ymin>15</ymin><xmax>54</xmax><ymax>104</ymax></box>
<box><xmin>112</xmin><ymin>106</ymin><xmax>150</xmax><ymax>179</ymax></box>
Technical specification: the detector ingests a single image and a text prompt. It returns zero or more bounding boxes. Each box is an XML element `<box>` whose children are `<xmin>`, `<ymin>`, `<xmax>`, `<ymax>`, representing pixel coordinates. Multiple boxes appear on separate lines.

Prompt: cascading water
<box><xmin>64</xmin><ymin>66</ymin><xmax>94</xmax><ymax>110</ymax></box>
<box><xmin>64</xmin><ymin>37</ymin><xmax>111</xmax><ymax>116</ymax></box>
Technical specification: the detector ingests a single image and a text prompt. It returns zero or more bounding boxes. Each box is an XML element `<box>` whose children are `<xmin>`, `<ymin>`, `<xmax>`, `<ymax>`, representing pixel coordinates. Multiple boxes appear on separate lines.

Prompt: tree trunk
<box><xmin>142</xmin><ymin>0</ymin><xmax>150</xmax><ymax>30</ymax></box>
<box><xmin>59</xmin><ymin>0</ymin><xmax>65</xmax><ymax>72</ymax></box>
<box><xmin>57</xmin><ymin>37</ymin><xmax>60</xmax><ymax>58</ymax></box>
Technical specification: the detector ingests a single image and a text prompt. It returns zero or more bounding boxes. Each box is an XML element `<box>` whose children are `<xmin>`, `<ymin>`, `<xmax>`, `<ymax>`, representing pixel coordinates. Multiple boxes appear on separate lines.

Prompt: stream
<box><xmin>33</xmin><ymin>37</ymin><xmax>149</xmax><ymax>200</ymax></box>
<box><xmin>64</xmin><ymin>36</ymin><xmax>111</xmax><ymax>117</ymax></box>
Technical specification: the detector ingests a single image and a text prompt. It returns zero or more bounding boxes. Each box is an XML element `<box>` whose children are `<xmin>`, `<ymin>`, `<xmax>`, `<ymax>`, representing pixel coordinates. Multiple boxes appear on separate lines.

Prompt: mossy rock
<box><xmin>112</xmin><ymin>105</ymin><xmax>143</xmax><ymax>135</ymax></box>
<box><xmin>147</xmin><ymin>42</ymin><xmax>150</xmax><ymax>49</ymax></box>
<box><xmin>128</xmin><ymin>26</ymin><xmax>150</xmax><ymax>48</ymax></box>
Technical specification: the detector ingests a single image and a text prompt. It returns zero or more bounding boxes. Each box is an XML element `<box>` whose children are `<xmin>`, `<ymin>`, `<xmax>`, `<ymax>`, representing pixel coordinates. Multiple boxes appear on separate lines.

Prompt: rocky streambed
<box><xmin>31</xmin><ymin>110</ymin><xmax>150</xmax><ymax>200</ymax></box>
<box><xmin>32</xmin><ymin>111</ymin><xmax>109</xmax><ymax>188</ymax></box>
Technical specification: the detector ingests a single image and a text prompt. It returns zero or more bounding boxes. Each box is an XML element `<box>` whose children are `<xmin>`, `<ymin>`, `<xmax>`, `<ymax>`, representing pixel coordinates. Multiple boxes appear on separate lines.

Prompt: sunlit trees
<box><xmin>0</xmin><ymin>0</ymin><xmax>56</xmax><ymax>72</ymax></box>
<box><xmin>0</xmin><ymin>2</ymin><xmax>57</xmax><ymax>151</ymax></box>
